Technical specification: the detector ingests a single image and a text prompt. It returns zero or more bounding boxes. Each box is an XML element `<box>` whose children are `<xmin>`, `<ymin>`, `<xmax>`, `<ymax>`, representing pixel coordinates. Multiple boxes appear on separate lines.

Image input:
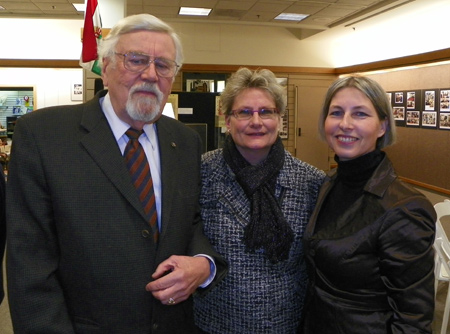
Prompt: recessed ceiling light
<box><xmin>275</xmin><ymin>13</ymin><xmax>309</xmax><ymax>22</ymax></box>
<box><xmin>179</xmin><ymin>7</ymin><xmax>212</xmax><ymax>16</ymax></box>
<box><xmin>73</xmin><ymin>3</ymin><xmax>85</xmax><ymax>12</ymax></box>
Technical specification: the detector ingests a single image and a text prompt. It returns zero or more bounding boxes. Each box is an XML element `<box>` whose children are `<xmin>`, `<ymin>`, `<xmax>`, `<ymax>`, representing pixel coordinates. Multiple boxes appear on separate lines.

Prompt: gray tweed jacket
<box><xmin>194</xmin><ymin>148</ymin><xmax>325</xmax><ymax>334</ymax></box>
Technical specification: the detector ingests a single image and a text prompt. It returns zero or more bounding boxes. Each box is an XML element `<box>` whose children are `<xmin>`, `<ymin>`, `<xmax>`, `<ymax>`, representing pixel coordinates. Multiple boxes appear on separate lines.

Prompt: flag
<box><xmin>80</xmin><ymin>0</ymin><xmax>102</xmax><ymax>75</ymax></box>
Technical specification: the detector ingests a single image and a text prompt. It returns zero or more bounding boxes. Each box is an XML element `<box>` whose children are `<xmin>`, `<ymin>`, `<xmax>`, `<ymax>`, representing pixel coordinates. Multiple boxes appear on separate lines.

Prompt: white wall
<box><xmin>0</xmin><ymin>17</ymin><xmax>328</xmax><ymax>67</ymax></box>
<box><xmin>0</xmin><ymin>0</ymin><xmax>122</xmax><ymax>59</ymax></box>
<box><xmin>0</xmin><ymin>68</ymin><xmax>83</xmax><ymax>109</ymax></box>
<box><xmin>169</xmin><ymin>22</ymin><xmax>333</xmax><ymax>67</ymax></box>
<box><xmin>0</xmin><ymin>0</ymin><xmax>449</xmax><ymax>102</ymax></box>
<box><xmin>309</xmin><ymin>0</ymin><xmax>450</xmax><ymax>67</ymax></box>
<box><xmin>0</xmin><ymin>18</ymin><xmax>83</xmax><ymax>60</ymax></box>
<box><xmin>0</xmin><ymin>18</ymin><xmax>84</xmax><ymax>108</ymax></box>
<box><xmin>1</xmin><ymin>0</ymin><xmax>450</xmax><ymax>67</ymax></box>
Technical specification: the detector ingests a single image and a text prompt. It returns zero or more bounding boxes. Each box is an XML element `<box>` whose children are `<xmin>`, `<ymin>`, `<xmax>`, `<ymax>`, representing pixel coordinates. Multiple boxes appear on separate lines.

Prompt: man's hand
<box><xmin>146</xmin><ymin>255</ymin><xmax>210</xmax><ymax>305</ymax></box>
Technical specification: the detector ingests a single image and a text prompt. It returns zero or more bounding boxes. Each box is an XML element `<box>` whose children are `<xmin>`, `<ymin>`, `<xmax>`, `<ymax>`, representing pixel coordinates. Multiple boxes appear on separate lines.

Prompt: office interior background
<box><xmin>1</xmin><ymin>0</ymin><xmax>449</xmax><ymax>189</ymax></box>
<box><xmin>1</xmin><ymin>0</ymin><xmax>450</xmax><ymax>332</ymax></box>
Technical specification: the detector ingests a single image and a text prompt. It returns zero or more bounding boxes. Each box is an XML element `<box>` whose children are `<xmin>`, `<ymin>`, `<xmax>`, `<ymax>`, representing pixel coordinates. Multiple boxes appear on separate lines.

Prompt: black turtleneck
<box><xmin>314</xmin><ymin>149</ymin><xmax>385</xmax><ymax>232</ymax></box>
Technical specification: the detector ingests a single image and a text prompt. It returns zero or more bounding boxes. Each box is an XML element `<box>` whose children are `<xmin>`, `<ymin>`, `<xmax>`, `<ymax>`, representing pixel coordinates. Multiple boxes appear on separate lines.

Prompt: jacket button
<box><xmin>141</xmin><ymin>229</ymin><xmax>151</xmax><ymax>238</ymax></box>
<box><xmin>152</xmin><ymin>323</ymin><xmax>159</xmax><ymax>331</ymax></box>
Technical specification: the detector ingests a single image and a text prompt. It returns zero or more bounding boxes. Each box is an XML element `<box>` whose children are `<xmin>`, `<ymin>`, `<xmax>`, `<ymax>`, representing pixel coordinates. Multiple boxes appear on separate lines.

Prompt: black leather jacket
<box><xmin>302</xmin><ymin>155</ymin><xmax>436</xmax><ymax>334</ymax></box>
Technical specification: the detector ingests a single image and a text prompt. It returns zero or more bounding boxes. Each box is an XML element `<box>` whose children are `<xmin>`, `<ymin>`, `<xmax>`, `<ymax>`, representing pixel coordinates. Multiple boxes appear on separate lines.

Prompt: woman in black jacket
<box><xmin>302</xmin><ymin>75</ymin><xmax>436</xmax><ymax>334</ymax></box>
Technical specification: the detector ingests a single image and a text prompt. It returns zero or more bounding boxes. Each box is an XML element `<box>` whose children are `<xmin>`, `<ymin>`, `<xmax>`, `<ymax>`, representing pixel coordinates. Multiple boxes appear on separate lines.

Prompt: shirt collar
<box><xmin>101</xmin><ymin>92</ymin><xmax>158</xmax><ymax>148</ymax></box>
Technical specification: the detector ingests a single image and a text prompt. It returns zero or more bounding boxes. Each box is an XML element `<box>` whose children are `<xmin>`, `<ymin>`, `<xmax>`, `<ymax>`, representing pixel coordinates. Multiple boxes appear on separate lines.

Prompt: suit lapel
<box><xmin>78</xmin><ymin>93</ymin><xmax>149</xmax><ymax>224</ymax></box>
<box><xmin>154</xmin><ymin>117</ymin><xmax>177</xmax><ymax>239</ymax></box>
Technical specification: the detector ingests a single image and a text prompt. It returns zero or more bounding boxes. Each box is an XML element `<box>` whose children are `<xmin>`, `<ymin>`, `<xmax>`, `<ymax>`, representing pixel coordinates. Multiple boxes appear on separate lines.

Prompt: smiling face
<box><xmin>101</xmin><ymin>30</ymin><xmax>176</xmax><ymax>130</ymax></box>
<box><xmin>325</xmin><ymin>87</ymin><xmax>387</xmax><ymax>161</ymax></box>
<box><xmin>226</xmin><ymin>88</ymin><xmax>280</xmax><ymax>165</ymax></box>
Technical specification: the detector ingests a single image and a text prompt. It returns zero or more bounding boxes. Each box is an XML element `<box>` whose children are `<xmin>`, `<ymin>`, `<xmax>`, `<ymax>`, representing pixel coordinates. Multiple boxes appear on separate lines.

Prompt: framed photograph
<box><xmin>279</xmin><ymin>109</ymin><xmax>288</xmax><ymax>139</ymax></box>
<box><xmin>424</xmin><ymin>90</ymin><xmax>436</xmax><ymax>111</ymax></box>
<box><xmin>71</xmin><ymin>82</ymin><xmax>83</xmax><ymax>101</ymax></box>
<box><xmin>406</xmin><ymin>92</ymin><xmax>416</xmax><ymax>109</ymax></box>
<box><xmin>439</xmin><ymin>112</ymin><xmax>450</xmax><ymax>130</ymax></box>
<box><xmin>394</xmin><ymin>92</ymin><xmax>404</xmax><ymax>104</ymax></box>
<box><xmin>422</xmin><ymin>111</ymin><xmax>437</xmax><ymax>128</ymax></box>
<box><xmin>406</xmin><ymin>111</ymin><xmax>420</xmax><ymax>126</ymax></box>
<box><xmin>186</xmin><ymin>79</ymin><xmax>214</xmax><ymax>92</ymax></box>
<box><xmin>440</xmin><ymin>89</ymin><xmax>450</xmax><ymax>111</ymax></box>
<box><xmin>386</xmin><ymin>92</ymin><xmax>392</xmax><ymax>104</ymax></box>
<box><xmin>215</xmin><ymin>95</ymin><xmax>226</xmax><ymax>128</ymax></box>
<box><xmin>393</xmin><ymin>107</ymin><xmax>405</xmax><ymax>120</ymax></box>
<box><xmin>277</xmin><ymin>77</ymin><xmax>288</xmax><ymax>139</ymax></box>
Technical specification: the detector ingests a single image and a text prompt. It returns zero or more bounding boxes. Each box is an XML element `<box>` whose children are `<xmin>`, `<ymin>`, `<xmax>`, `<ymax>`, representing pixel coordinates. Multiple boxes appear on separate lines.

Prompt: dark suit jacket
<box><xmin>302</xmin><ymin>155</ymin><xmax>435</xmax><ymax>334</ymax></box>
<box><xmin>6</xmin><ymin>90</ymin><xmax>227</xmax><ymax>334</ymax></box>
<box><xmin>0</xmin><ymin>168</ymin><xmax>5</xmax><ymax>304</ymax></box>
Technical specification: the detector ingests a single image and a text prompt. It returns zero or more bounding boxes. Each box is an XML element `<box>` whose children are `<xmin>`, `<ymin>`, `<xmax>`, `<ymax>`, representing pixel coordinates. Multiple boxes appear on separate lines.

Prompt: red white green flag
<box><xmin>80</xmin><ymin>0</ymin><xmax>102</xmax><ymax>75</ymax></box>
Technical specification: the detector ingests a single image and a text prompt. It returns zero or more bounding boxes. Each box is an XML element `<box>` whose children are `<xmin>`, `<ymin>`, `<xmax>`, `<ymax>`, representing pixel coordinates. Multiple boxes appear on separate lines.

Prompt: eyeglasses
<box><xmin>231</xmin><ymin>108</ymin><xmax>279</xmax><ymax>120</ymax></box>
<box><xmin>115</xmin><ymin>52</ymin><xmax>179</xmax><ymax>77</ymax></box>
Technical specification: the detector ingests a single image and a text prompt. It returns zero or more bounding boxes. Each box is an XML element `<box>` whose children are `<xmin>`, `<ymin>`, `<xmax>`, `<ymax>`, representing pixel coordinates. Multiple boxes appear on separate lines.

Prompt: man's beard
<box><xmin>126</xmin><ymin>83</ymin><xmax>164</xmax><ymax>123</ymax></box>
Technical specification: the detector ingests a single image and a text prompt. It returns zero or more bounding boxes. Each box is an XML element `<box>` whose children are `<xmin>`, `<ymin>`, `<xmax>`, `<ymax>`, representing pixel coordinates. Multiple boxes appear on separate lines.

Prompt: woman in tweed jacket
<box><xmin>194</xmin><ymin>68</ymin><xmax>324</xmax><ymax>333</ymax></box>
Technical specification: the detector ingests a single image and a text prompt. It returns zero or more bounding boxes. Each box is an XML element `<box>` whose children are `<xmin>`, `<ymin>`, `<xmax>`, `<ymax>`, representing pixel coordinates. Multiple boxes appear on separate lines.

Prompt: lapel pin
<box><xmin>171</xmin><ymin>142</ymin><xmax>177</xmax><ymax>148</ymax></box>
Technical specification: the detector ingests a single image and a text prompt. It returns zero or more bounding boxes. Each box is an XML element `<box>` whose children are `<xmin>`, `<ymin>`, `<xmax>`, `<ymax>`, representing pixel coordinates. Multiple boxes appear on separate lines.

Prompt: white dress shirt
<box><xmin>101</xmin><ymin>93</ymin><xmax>163</xmax><ymax>230</ymax></box>
<box><xmin>100</xmin><ymin>93</ymin><xmax>215</xmax><ymax>287</ymax></box>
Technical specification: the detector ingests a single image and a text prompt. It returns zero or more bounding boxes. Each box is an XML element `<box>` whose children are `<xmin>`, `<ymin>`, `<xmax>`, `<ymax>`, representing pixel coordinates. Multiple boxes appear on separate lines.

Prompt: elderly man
<box><xmin>6</xmin><ymin>14</ymin><xmax>226</xmax><ymax>334</ymax></box>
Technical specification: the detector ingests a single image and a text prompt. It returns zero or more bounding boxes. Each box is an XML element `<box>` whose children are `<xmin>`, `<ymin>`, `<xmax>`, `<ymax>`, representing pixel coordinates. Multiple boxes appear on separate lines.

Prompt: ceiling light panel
<box><xmin>73</xmin><ymin>3</ymin><xmax>85</xmax><ymax>11</ymax></box>
<box><xmin>179</xmin><ymin>7</ymin><xmax>212</xmax><ymax>16</ymax></box>
<box><xmin>275</xmin><ymin>13</ymin><xmax>309</xmax><ymax>21</ymax></box>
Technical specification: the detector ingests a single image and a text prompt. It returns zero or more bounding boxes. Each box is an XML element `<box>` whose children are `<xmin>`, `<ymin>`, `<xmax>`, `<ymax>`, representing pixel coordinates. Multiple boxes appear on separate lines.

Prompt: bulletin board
<box><xmin>384</xmin><ymin>127</ymin><xmax>450</xmax><ymax>193</ymax></box>
<box><xmin>385</xmin><ymin>88</ymin><xmax>450</xmax><ymax>193</ymax></box>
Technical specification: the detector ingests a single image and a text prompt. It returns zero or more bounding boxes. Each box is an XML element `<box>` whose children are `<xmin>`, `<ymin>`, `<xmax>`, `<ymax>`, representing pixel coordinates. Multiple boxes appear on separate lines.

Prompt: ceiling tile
<box><xmin>34</xmin><ymin>3</ymin><xmax>75</xmax><ymax>11</ymax></box>
<box><xmin>143</xmin><ymin>5</ymin><xmax>179</xmax><ymax>16</ymax></box>
<box><xmin>285</xmin><ymin>3</ymin><xmax>329</xmax><ymax>15</ymax></box>
<box><xmin>251</xmin><ymin>2</ymin><xmax>291</xmax><ymax>12</ymax></box>
<box><xmin>215</xmin><ymin>1</ymin><xmax>255</xmax><ymax>11</ymax></box>
<box><xmin>180</xmin><ymin>0</ymin><xmax>218</xmax><ymax>7</ymax></box>
<box><xmin>0</xmin><ymin>0</ymin><xmax>430</xmax><ymax>42</ymax></box>
<box><xmin>32</xmin><ymin>0</ymin><xmax>68</xmax><ymax>3</ymax></box>
<box><xmin>241</xmin><ymin>11</ymin><xmax>276</xmax><ymax>21</ymax></box>
<box><xmin>0</xmin><ymin>2</ymin><xmax>39</xmax><ymax>10</ymax></box>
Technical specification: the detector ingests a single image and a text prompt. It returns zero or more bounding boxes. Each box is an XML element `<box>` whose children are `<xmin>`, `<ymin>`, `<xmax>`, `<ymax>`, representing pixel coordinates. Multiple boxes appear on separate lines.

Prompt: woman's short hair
<box><xmin>97</xmin><ymin>13</ymin><xmax>183</xmax><ymax>75</ymax></box>
<box><xmin>220</xmin><ymin>67</ymin><xmax>286</xmax><ymax>116</ymax></box>
<box><xmin>318</xmin><ymin>75</ymin><xmax>396</xmax><ymax>149</ymax></box>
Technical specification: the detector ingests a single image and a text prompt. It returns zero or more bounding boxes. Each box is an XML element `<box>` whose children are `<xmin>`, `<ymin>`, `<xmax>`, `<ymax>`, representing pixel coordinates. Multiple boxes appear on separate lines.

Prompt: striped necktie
<box><xmin>124</xmin><ymin>128</ymin><xmax>158</xmax><ymax>243</ymax></box>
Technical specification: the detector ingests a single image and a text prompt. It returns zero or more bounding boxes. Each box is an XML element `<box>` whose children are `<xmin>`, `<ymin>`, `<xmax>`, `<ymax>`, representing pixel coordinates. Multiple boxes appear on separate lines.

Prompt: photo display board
<box><xmin>387</xmin><ymin>88</ymin><xmax>450</xmax><ymax>131</ymax></box>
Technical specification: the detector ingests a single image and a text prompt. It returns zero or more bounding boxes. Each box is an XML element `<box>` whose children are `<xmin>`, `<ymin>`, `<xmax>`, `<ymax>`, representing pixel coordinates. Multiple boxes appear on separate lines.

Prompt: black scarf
<box><xmin>223</xmin><ymin>135</ymin><xmax>294</xmax><ymax>263</ymax></box>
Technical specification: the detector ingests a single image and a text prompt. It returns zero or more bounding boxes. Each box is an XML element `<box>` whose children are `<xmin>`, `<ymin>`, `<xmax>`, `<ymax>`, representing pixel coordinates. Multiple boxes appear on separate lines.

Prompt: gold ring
<box><xmin>168</xmin><ymin>297</ymin><xmax>176</xmax><ymax>305</ymax></box>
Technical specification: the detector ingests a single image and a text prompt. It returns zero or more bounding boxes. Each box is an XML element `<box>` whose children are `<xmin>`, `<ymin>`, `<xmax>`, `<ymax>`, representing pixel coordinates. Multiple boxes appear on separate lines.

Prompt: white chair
<box><xmin>434</xmin><ymin>199</ymin><xmax>450</xmax><ymax>334</ymax></box>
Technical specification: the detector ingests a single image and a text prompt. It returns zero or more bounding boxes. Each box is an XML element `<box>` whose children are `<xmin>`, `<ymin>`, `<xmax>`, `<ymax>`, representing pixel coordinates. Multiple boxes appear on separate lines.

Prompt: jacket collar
<box><xmin>327</xmin><ymin>154</ymin><xmax>396</xmax><ymax>198</ymax></box>
<box><xmin>78</xmin><ymin>90</ymin><xmax>157</xmax><ymax>231</ymax></box>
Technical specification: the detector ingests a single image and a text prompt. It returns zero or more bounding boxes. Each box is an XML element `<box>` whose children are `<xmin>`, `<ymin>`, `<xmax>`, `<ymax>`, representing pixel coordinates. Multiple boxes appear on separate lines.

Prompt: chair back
<box><xmin>434</xmin><ymin>199</ymin><xmax>450</xmax><ymax>334</ymax></box>
<box><xmin>435</xmin><ymin>199</ymin><xmax>450</xmax><ymax>222</ymax></box>
<box><xmin>435</xmin><ymin>220</ymin><xmax>450</xmax><ymax>280</ymax></box>
<box><xmin>434</xmin><ymin>199</ymin><xmax>450</xmax><ymax>277</ymax></box>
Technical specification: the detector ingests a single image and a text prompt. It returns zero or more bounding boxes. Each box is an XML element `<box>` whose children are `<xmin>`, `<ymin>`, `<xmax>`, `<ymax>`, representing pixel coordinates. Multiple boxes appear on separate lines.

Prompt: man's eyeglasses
<box><xmin>231</xmin><ymin>108</ymin><xmax>280</xmax><ymax>120</ymax></box>
<box><xmin>115</xmin><ymin>52</ymin><xmax>179</xmax><ymax>77</ymax></box>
